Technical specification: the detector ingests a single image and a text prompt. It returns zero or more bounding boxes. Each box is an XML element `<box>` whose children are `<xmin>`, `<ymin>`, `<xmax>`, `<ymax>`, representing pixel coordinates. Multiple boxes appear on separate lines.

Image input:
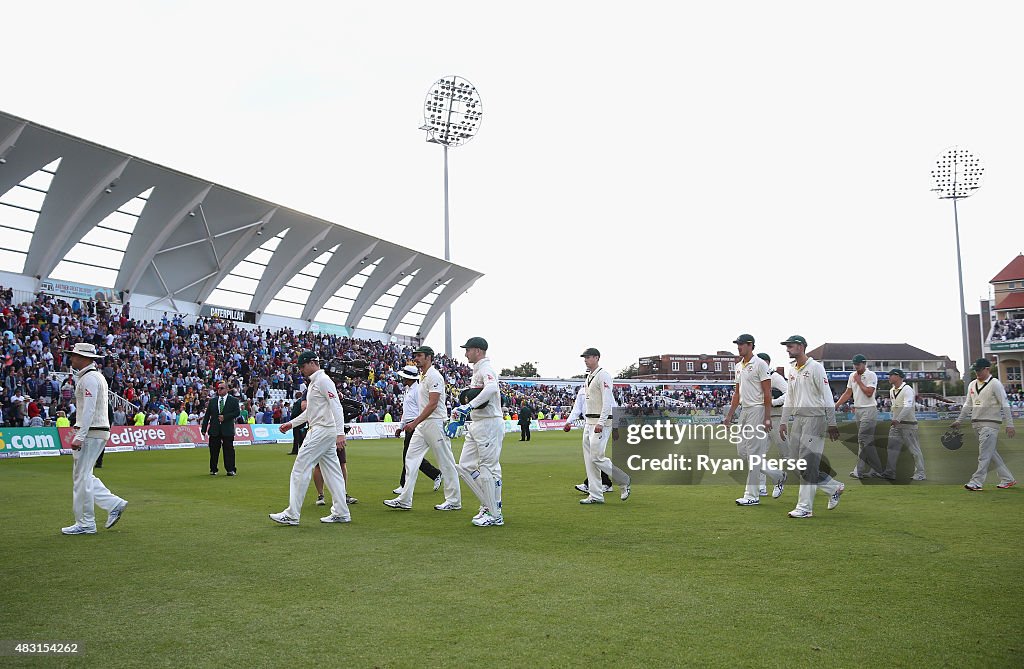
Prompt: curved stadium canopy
<box><xmin>0</xmin><ymin>110</ymin><xmax>482</xmax><ymax>338</ymax></box>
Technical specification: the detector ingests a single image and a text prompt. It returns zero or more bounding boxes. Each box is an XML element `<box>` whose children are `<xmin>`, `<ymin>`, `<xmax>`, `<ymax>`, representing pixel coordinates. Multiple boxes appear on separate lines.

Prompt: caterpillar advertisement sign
<box><xmin>0</xmin><ymin>428</ymin><xmax>63</xmax><ymax>458</ymax></box>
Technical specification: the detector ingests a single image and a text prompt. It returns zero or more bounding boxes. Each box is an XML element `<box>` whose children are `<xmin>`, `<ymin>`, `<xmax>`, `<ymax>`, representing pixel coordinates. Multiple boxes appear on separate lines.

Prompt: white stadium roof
<box><xmin>0</xmin><ymin>110</ymin><xmax>482</xmax><ymax>337</ymax></box>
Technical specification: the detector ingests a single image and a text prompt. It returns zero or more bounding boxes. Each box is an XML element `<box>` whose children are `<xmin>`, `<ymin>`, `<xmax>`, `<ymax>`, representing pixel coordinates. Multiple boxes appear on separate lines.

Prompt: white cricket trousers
<box><xmin>790</xmin><ymin>416</ymin><xmax>842</xmax><ymax>513</ymax></box>
<box><xmin>396</xmin><ymin>419</ymin><xmax>461</xmax><ymax>508</ymax></box>
<box><xmin>284</xmin><ymin>427</ymin><xmax>349</xmax><ymax>521</ymax></box>
<box><xmin>72</xmin><ymin>435</ymin><xmax>125</xmax><ymax>530</ymax></box>
<box><xmin>457</xmin><ymin>417</ymin><xmax>504</xmax><ymax>515</ymax></box>
<box><xmin>582</xmin><ymin>422</ymin><xmax>630</xmax><ymax>503</ymax></box>
<box><xmin>852</xmin><ymin>407</ymin><xmax>883</xmax><ymax>475</ymax></box>
<box><xmin>883</xmin><ymin>424</ymin><xmax>925</xmax><ymax>478</ymax></box>
<box><xmin>739</xmin><ymin>405</ymin><xmax>784</xmax><ymax>499</ymax></box>
<box><xmin>968</xmin><ymin>424</ymin><xmax>1015</xmax><ymax>487</ymax></box>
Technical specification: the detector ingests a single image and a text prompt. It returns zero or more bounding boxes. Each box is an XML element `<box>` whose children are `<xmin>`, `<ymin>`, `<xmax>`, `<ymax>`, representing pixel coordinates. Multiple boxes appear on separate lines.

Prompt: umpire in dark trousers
<box><xmin>201</xmin><ymin>381</ymin><xmax>240</xmax><ymax>475</ymax></box>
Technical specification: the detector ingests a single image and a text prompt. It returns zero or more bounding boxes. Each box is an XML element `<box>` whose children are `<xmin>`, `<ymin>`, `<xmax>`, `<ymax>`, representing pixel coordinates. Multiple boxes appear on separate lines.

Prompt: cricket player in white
<box><xmin>570</xmin><ymin>348</ymin><xmax>631</xmax><ymax>504</ymax></box>
<box><xmin>724</xmin><ymin>335</ymin><xmax>786</xmax><ymax>505</ymax></box>
<box><xmin>880</xmin><ymin>369</ymin><xmax>926</xmax><ymax>481</ymax></box>
<box><xmin>61</xmin><ymin>343</ymin><xmax>128</xmax><ymax>535</ymax></box>
<box><xmin>834</xmin><ymin>354</ymin><xmax>883</xmax><ymax>478</ymax></box>
<box><xmin>452</xmin><ymin>337</ymin><xmax>505</xmax><ymax>527</ymax></box>
<box><xmin>271</xmin><ymin>351</ymin><xmax>350</xmax><ymax>525</ymax></box>
<box><xmin>779</xmin><ymin>335</ymin><xmax>844</xmax><ymax>518</ymax></box>
<box><xmin>955</xmin><ymin>358</ymin><xmax>1017</xmax><ymax>491</ymax></box>
<box><xmin>756</xmin><ymin>351</ymin><xmax>789</xmax><ymax>494</ymax></box>
<box><xmin>383</xmin><ymin>346</ymin><xmax>461</xmax><ymax>511</ymax></box>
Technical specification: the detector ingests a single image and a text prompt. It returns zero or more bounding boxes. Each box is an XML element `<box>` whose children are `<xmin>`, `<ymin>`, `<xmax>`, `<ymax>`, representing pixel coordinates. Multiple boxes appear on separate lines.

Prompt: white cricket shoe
<box><xmin>911</xmin><ymin>473</ymin><xmax>927</xmax><ymax>481</ymax></box>
<box><xmin>772</xmin><ymin>472</ymin><xmax>787</xmax><ymax>499</ymax></box>
<box><xmin>788</xmin><ymin>509</ymin><xmax>813</xmax><ymax>518</ymax></box>
<box><xmin>434</xmin><ymin>501</ymin><xmax>462</xmax><ymax>511</ymax></box>
<box><xmin>575</xmin><ymin>483</ymin><xmax>589</xmax><ymax>494</ymax></box>
<box><xmin>602</xmin><ymin>484</ymin><xmax>614</xmax><ymax>493</ymax></box>
<box><xmin>827</xmin><ymin>483</ymin><xmax>846</xmax><ymax>510</ymax></box>
<box><xmin>433</xmin><ymin>475</ymin><xmax>443</xmax><ymax>492</ymax></box>
<box><xmin>735</xmin><ymin>497</ymin><xmax>759</xmax><ymax>506</ymax></box>
<box><xmin>320</xmin><ymin>514</ymin><xmax>351</xmax><ymax>523</ymax></box>
<box><xmin>346</xmin><ymin>496</ymin><xmax>358</xmax><ymax>505</ymax></box>
<box><xmin>759</xmin><ymin>486</ymin><xmax>768</xmax><ymax>496</ymax></box>
<box><xmin>473</xmin><ymin>506</ymin><xmax>487</xmax><ymax>520</ymax></box>
<box><xmin>620</xmin><ymin>483</ymin><xmax>631</xmax><ymax>501</ymax></box>
<box><xmin>105</xmin><ymin>501</ymin><xmax>128</xmax><ymax>529</ymax></box>
<box><xmin>383</xmin><ymin>498</ymin><xmax>411</xmax><ymax>510</ymax></box>
<box><xmin>579</xmin><ymin>497</ymin><xmax>604</xmax><ymax>504</ymax></box>
<box><xmin>392</xmin><ymin>487</ymin><xmax>404</xmax><ymax>495</ymax></box>
<box><xmin>471</xmin><ymin>512</ymin><xmax>504</xmax><ymax>526</ymax></box>
<box><xmin>315</xmin><ymin>495</ymin><xmax>326</xmax><ymax>506</ymax></box>
<box><xmin>269</xmin><ymin>512</ymin><xmax>299</xmax><ymax>526</ymax></box>
<box><xmin>61</xmin><ymin>524</ymin><xmax>96</xmax><ymax>535</ymax></box>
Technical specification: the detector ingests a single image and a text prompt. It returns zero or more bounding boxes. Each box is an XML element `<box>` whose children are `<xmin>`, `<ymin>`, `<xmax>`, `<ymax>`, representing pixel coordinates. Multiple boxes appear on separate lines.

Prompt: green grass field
<box><xmin>1</xmin><ymin>423</ymin><xmax>1021</xmax><ymax>668</ymax></box>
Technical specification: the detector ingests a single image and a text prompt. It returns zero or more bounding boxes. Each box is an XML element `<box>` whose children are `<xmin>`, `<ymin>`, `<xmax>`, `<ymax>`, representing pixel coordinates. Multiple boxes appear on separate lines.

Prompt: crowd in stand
<box><xmin>1</xmin><ymin>287</ymin><xmax>473</xmax><ymax>428</ymax></box>
<box><xmin>990</xmin><ymin>318</ymin><xmax>1024</xmax><ymax>342</ymax></box>
<box><xmin>7</xmin><ymin>285</ymin><xmax>1018</xmax><ymax>429</ymax></box>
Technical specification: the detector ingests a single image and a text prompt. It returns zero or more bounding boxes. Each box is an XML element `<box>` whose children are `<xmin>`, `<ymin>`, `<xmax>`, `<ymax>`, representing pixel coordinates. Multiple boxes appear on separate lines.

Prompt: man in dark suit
<box><xmin>518</xmin><ymin>404</ymin><xmax>533</xmax><ymax>441</ymax></box>
<box><xmin>201</xmin><ymin>381</ymin><xmax>240</xmax><ymax>476</ymax></box>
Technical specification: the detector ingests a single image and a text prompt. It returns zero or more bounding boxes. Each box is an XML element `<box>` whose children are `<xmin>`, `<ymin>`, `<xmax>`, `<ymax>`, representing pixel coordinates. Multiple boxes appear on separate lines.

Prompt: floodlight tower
<box><xmin>420</xmin><ymin>76</ymin><xmax>483</xmax><ymax>357</ymax></box>
<box><xmin>930</xmin><ymin>147</ymin><xmax>983</xmax><ymax>386</ymax></box>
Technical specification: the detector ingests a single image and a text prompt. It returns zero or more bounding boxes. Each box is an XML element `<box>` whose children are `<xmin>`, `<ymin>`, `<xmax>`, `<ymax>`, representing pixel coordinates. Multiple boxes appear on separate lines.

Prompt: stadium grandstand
<box><xmin>0</xmin><ymin>110</ymin><xmax>740</xmax><ymax>428</ymax></box>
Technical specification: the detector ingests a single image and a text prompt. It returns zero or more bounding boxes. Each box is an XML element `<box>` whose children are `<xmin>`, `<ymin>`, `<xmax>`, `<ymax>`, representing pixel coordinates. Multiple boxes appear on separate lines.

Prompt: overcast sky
<box><xmin>5</xmin><ymin>1</ymin><xmax>1023</xmax><ymax>376</ymax></box>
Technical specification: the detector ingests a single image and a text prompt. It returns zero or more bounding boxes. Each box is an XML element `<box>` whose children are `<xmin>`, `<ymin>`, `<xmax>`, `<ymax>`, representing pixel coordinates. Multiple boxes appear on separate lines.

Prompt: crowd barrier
<box><xmin>0</xmin><ymin>418</ymin><xmax>576</xmax><ymax>458</ymax></box>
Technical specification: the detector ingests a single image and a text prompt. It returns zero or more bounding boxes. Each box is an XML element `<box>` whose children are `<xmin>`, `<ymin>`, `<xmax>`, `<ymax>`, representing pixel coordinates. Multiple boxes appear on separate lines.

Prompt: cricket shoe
<box><xmin>579</xmin><ymin>497</ymin><xmax>604</xmax><ymax>504</ymax></box>
<box><xmin>320</xmin><ymin>514</ymin><xmax>351</xmax><ymax>523</ymax></box>
<box><xmin>827</xmin><ymin>483</ymin><xmax>846</xmax><ymax>510</ymax></box>
<box><xmin>620</xmin><ymin>483</ymin><xmax>631</xmax><ymax>501</ymax></box>
<box><xmin>472</xmin><ymin>506</ymin><xmax>487</xmax><ymax>521</ymax></box>
<box><xmin>346</xmin><ymin>496</ymin><xmax>359</xmax><ymax>505</ymax></box>
<box><xmin>964</xmin><ymin>483</ymin><xmax>983</xmax><ymax>491</ymax></box>
<box><xmin>269</xmin><ymin>512</ymin><xmax>299</xmax><ymax>526</ymax></box>
<box><xmin>574</xmin><ymin>484</ymin><xmax>589</xmax><ymax>494</ymax></box>
<box><xmin>849</xmin><ymin>470</ymin><xmax>867</xmax><ymax>479</ymax></box>
<box><xmin>434</xmin><ymin>501</ymin><xmax>462</xmax><ymax>511</ymax></box>
<box><xmin>383</xmin><ymin>498</ymin><xmax>412</xmax><ymax>510</ymax></box>
<box><xmin>787</xmin><ymin>509</ymin><xmax>813</xmax><ymax>519</ymax></box>
<box><xmin>433</xmin><ymin>475</ymin><xmax>443</xmax><ymax>492</ymax></box>
<box><xmin>61</xmin><ymin>524</ymin><xmax>96</xmax><ymax>535</ymax></box>
<box><xmin>772</xmin><ymin>472</ymin><xmax>787</xmax><ymax>499</ymax></box>
<box><xmin>759</xmin><ymin>486</ymin><xmax>768</xmax><ymax>496</ymax></box>
<box><xmin>105</xmin><ymin>501</ymin><xmax>128</xmax><ymax>529</ymax></box>
<box><xmin>602</xmin><ymin>484</ymin><xmax>614</xmax><ymax>493</ymax></box>
<box><xmin>392</xmin><ymin>487</ymin><xmax>404</xmax><ymax>495</ymax></box>
<box><xmin>911</xmin><ymin>473</ymin><xmax>927</xmax><ymax>481</ymax></box>
<box><xmin>735</xmin><ymin>497</ymin><xmax>759</xmax><ymax>506</ymax></box>
<box><xmin>315</xmin><ymin>495</ymin><xmax>326</xmax><ymax>506</ymax></box>
<box><xmin>997</xmin><ymin>480</ymin><xmax>1017</xmax><ymax>489</ymax></box>
<box><xmin>471</xmin><ymin>512</ymin><xmax>504</xmax><ymax>527</ymax></box>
